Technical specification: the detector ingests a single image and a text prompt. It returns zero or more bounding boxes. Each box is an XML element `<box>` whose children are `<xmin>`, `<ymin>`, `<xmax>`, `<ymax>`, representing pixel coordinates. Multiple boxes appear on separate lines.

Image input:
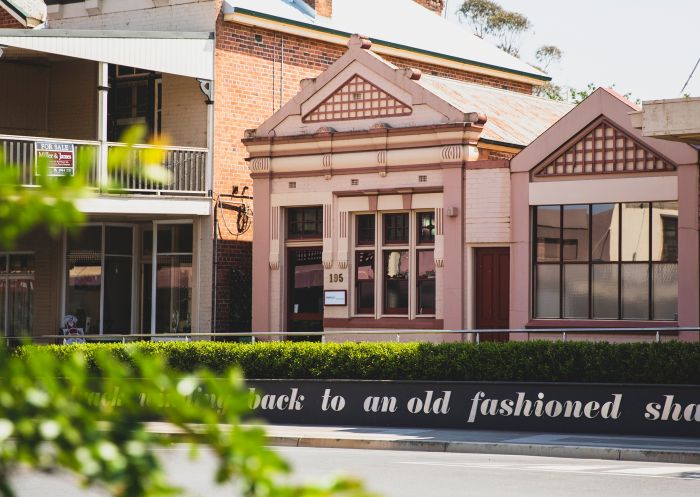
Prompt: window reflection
<box><xmin>591</xmin><ymin>204</ymin><xmax>618</xmax><ymax>262</ymax></box>
<box><xmin>563</xmin><ymin>205</ymin><xmax>589</xmax><ymax>262</ymax></box>
<box><xmin>536</xmin><ymin>206</ymin><xmax>561</xmax><ymax>262</ymax></box>
<box><xmin>621</xmin><ymin>202</ymin><xmax>650</xmax><ymax>261</ymax></box>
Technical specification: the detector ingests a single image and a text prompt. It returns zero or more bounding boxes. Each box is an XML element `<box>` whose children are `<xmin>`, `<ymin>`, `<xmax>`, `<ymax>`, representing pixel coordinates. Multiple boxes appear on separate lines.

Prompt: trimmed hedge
<box><xmin>15</xmin><ymin>340</ymin><xmax>700</xmax><ymax>384</ymax></box>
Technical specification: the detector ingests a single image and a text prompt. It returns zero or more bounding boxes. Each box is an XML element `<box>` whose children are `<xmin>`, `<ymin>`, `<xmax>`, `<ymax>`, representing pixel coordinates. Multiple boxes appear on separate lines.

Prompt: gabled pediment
<box><xmin>302</xmin><ymin>74</ymin><xmax>412</xmax><ymax>123</ymax></box>
<box><xmin>532</xmin><ymin>117</ymin><xmax>676</xmax><ymax>178</ymax></box>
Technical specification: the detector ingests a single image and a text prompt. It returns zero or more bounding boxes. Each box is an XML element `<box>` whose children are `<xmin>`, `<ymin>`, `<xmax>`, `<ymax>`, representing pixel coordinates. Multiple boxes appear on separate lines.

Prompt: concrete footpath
<box><xmin>145</xmin><ymin>422</ymin><xmax>700</xmax><ymax>464</ymax></box>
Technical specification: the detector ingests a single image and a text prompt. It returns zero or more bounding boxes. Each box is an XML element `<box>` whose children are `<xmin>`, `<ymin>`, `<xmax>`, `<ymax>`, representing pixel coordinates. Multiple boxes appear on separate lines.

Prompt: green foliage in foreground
<box><xmin>0</xmin><ymin>345</ymin><xmax>371</xmax><ymax>497</ymax></box>
<box><xmin>19</xmin><ymin>340</ymin><xmax>700</xmax><ymax>384</ymax></box>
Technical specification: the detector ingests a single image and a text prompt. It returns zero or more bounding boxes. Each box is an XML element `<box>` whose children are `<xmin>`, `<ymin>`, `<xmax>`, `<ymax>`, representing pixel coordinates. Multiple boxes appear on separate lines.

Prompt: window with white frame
<box><xmin>0</xmin><ymin>253</ymin><xmax>34</xmax><ymax>337</ymax></box>
<box><xmin>353</xmin><ymin>211</ymin><xmax>436</xmax><ymax>317</ymax></box>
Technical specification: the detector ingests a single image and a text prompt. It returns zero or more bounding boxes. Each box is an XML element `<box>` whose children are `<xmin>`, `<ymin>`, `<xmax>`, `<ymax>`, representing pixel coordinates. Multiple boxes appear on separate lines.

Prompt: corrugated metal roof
<box><xmin>0</xmin><ymin>29</ymin><xmax>214</xmax><ymax>79</ymax></box>
<box><xmin>223</xmin><ymin>0</ymin><xmax>548</xmax><ymax>82</ymax></box>
<box><xmin>418</xmin><ymin>75</ymin><xmax>575</xmax><ymax>147</ymax></box>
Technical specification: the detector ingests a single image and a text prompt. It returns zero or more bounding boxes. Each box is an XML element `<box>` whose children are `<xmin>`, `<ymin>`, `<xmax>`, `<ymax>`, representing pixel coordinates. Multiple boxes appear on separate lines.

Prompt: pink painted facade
<box><xmin>243</xmin><ymin>40</ymin><xmax>699</xmax><ymax>342</ymax></box>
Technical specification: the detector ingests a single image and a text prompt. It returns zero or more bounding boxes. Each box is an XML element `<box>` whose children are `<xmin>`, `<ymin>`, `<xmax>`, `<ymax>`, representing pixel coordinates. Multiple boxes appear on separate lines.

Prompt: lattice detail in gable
<box><xmin>302</xmin><ymin>75</ymin><xmax>412</xmax><ymax>123</ymax></box>
<box><xmin>534</xmin><ymin>120</ymin><xmax>675</xmax><ymax>178</ymax></box>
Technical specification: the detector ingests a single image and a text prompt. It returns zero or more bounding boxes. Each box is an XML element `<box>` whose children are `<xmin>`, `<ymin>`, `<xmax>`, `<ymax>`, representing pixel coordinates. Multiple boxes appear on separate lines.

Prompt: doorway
<box><xmin>287</xmin><ymin>247</ymin><xmax>324</xmax><ymax>340</ymax></box>
<box><xmin>474</xmin><ymin>247</ymin><xmax>510</xmax><ymax>342</ymax></box>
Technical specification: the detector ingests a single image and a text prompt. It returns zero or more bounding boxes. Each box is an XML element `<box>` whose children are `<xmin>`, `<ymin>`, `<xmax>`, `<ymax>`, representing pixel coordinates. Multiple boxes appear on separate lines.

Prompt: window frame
<box><xmin>286</xmin><ymin>206</ymin><xmax>324</xmax><ymax>241</ymax></box>
<box><xmin>351</xmin><ymin>210</ymin><xmax>436</xmax><ymax>319</ymax></box>
<box><xmin>532</xmin><ymin>202</ymin><xmax>678</xmax><ymax>321</ymax></box>
<box><xmin>0</xmin><ymin>251</ymin><xmax>35</xmax><ymax>337</ymax></box>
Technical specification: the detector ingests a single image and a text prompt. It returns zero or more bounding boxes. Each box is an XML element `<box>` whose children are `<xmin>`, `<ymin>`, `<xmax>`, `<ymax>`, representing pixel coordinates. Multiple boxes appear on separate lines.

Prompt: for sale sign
<box><xmin>35</xmin><ymin>141</ymin><xmax>75</xmax><ymax>176</ymax></box>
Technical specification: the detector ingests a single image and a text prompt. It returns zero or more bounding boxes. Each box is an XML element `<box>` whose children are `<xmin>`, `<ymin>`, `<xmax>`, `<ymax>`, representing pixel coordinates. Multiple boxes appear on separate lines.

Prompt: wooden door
<box><xmin>474</xmin><ymin>247</ymin><xmax>510</xmax><ymax>342</ymax></box>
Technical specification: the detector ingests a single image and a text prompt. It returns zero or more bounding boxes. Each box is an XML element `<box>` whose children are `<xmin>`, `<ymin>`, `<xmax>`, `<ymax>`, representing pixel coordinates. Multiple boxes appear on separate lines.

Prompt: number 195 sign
<box><xmin>35</xmin><ymin>141</ymin><xmax>75</xmax><ymax>177</ymax></box>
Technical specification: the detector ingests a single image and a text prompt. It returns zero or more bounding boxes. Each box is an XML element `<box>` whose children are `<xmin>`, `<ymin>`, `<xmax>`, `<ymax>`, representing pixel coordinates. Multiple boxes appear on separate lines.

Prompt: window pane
<box><xmin>384</xmin><ymin>250</ymin><xmax>409</xmax><ymax>314</ymax></box>
<box><xmin>68</xmin><ymin>226</ymin><xmax>102</xmax><ymax>252</ymax></box>
<box><xmin>9</xmin><ymin>254</ymin><xmax>35</xmax><ymax>274</ymax></box>
<box><xmin>106</xmin><ymin>226</ymin><xmax>133</xmax><ymax>256</ymax></box>
<box><xmin>563</xmin><ymin>264</ymin><xmax>588</xmax><ymax>318</ymax></box>
<box><xmin>66</xmin><ymin>228</ymin><xmax>102</xmax><ymax>333</ymax></box>
<box><xmin>155</xmin><ymin>254</ymin><xmax>193</xmax><ymax>333</ymax></box>
<box><xmin>536</xmin><ymin>206</ymin><xmax>560</xmax><ymax>262</ymax></box>
<box><xmin>534</xmin><ymin>264</ymin><xmax>560</xmax><ymax>318</ymax></box>
<box><xmin>142</xmin><ymin>229</ymin><xmax>152</xmax><ymax>257</ymax></box>
<box><xmin>592</xmin><ymin>264</ymin><xmax>619</xmax><ymax>319</ymax></box>
<box><xmin>0</xmin><ymin>255</ymin><xmax>6</xmax><ymax>273</ymax></box>
<box><xmin>157</xmin><ymin>224</ymin><xmax>193</xmax><ymax>254</ymax></box>
<box><xmin>7</xmin><ymin>279</ymin><xmax>32</xmax><ymax>336</ymax></box>
<box><xmin>653</xmin><ymin>263</ymin><xmax>677</xmax><ymax>320</ymax></box>
<box><xmin>563</xmin><ymin>205</ymin><xmax>589</xmax><ymax>262</ymax></box>
<box><xmin>103</xmin><ymin>257</ymin><xmax>133</xmax><ymax>333</ymax></box>
<box><xmin>355</xmin><ymin>251</ymin><xmax>375</xmax><ymax>313</ymax></box>
<box><xmin>621</xmin><ymin>264</ymin><xmax>649</xmax><ymax>319</ymax></box>
<box><xmin>417</xmin><ymin>250</ymin><xmax>436</xmax><ymax>314</ymax></box>
<box><xmin>383</xmin><ymin>213</ymin><xmax>409</xmax><ymax>244</ymax></box>
<box><xmin>621</xmin><ymin>203</ymin><xmax>650</xmax><ymax>261</ymax></box>
<box><xmin>417</xmin><ymin>212</ymin><xmax>436</xmax><ymax>244</ymax></box>
<box><xmin>653</xmin><ymin>202</ymin><xmax>678</xmax><ymax>262</ymax></box>
<box><xmin>288</xmin><ymin>207</ymin><xmax>323</xmax><ymax>239</ymax></box>
<box><xmin>591</xmin><ymin>204</ymin><xmax>619</xmax><ymax>262</ymax></box>
<box><xmin>356</xmin><ymin>215</ymin><xmax>375</xmax><ymax>246</ymax></box>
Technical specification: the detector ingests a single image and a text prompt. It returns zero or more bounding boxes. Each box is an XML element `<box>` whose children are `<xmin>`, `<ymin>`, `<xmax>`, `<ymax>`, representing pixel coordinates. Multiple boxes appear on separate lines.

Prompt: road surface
<box><xmin>11</xmin><ymin>445</ymin><xmax>700</xmax><ymax>496</ymax></box>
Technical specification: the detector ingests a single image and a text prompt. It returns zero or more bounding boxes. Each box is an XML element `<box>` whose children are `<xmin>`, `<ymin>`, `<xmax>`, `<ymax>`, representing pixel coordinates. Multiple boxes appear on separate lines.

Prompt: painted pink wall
<box><xmin>677</xmin><ymin>163</ymin><xmax>700</xmax><ymax>341</ymax></box>
<box><xmin>509</xmin><ymin>171</ymin><xmax>530</xmax><ymax>340</ymax></box>
<box><xmin>442</xmin><ymin>165</ymin><xmax>464</xmax><ymax>329</ymax></box>
<box><xmin>251</xmin><ymin>176</ymin><xmax>272</xmax><ymax>332</ymax></box>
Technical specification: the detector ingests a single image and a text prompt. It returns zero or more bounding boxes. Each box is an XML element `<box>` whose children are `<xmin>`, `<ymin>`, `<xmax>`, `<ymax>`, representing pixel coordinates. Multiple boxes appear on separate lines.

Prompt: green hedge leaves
<box><xmin>17</xmin><ymin>340</ymin><xmax>700</xmax><ymax>384</ymax></box>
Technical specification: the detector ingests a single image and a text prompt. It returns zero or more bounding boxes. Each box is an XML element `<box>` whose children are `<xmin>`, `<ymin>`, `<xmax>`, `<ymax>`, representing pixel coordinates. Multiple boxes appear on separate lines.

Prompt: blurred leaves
<box><xmin>0</xmin><ymin>345</ymin><xmax>373</xmax><ymax>497</ymax></box>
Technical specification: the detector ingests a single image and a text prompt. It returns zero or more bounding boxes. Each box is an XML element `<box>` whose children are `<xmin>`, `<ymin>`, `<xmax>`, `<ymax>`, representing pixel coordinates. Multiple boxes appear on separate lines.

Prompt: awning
<box><xmin>0</xmin><ymin>0</ymin><xmax>46</xmax><ymax>27</ymax></box>
<box><xmin>0</xmin><ymin>29</ymin><xmax>214</xmax><ymax>79</ymax></box>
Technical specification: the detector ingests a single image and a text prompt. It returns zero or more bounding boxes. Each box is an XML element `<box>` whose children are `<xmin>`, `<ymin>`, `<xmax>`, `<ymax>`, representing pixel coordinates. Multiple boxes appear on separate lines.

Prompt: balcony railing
<box><xmin>0</xmin><ymin>134</ymin><xmax>208</xmax><ymax>195</ymax></box>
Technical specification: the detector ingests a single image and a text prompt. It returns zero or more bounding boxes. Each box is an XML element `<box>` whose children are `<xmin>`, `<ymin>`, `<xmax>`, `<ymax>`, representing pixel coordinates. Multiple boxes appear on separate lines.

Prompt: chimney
<box><xmin>302</xmin><ymin>0</ymin><xmax>332</xmax><ymax>17</ymax></box>
<box><xmin>413</xmin><ymin>0</ymin><xmax>445</xmax><ymax>15</ymax></box>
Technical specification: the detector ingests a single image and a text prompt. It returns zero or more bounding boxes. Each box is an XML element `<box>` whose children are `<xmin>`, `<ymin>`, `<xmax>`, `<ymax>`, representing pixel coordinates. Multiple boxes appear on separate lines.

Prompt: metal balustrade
<box><xmin>106</xmin><ymin>143</ymin><xmax>208</xmax><ymax>195</ymax></box>
<box><xmin>1</xmin><ymin>134</ymin><xmax>100</xmax><ymax>186</ymax></box>
<box><xmin>0</xmin><ymin>134</ymin><xmax>208</xmax><ymax>195</ymax></box>
<box><xmin>4</xmin><ymin>328</ymin><xmax>699</xmax><ymax>346</ymax></box>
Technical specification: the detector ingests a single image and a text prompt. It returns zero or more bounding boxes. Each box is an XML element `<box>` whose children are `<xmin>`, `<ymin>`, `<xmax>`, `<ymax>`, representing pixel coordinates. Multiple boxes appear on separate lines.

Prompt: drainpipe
<box><xmin>97</xmin><ymin>61</ymin><xmax>109</xmax><ymax>189</ymax></box>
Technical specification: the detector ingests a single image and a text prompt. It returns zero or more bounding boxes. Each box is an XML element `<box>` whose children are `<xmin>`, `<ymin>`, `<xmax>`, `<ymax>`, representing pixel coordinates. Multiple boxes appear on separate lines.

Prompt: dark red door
<box><xmin>474</xmin><ymin>247</ymin><xmax>510</xmax><ymax>342</ymax></box>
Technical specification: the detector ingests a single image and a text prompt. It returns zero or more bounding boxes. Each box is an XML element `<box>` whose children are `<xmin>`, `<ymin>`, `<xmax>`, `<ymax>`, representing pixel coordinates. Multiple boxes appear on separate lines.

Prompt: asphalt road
<box><xmin>11</xmin><ymin>445</ymin><xmax>700</xmax><ymax>497</ymax></box>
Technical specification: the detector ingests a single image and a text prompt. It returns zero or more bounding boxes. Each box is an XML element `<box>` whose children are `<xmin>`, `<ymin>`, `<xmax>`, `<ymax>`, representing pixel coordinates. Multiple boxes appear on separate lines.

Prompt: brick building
<box><xmin>244</xmin><ymin>37</ymin><xmax>699</xmax><ymax>342</ymax></box>
<box><xmin>0</xmin><ymin>0</ymin><xmax>555</xmax><ymax>338</ymax></box>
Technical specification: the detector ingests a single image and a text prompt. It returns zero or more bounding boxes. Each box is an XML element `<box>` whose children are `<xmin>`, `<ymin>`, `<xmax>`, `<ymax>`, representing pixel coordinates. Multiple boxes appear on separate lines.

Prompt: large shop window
<box><xmin>66</xmin><ymin>223</ymin><xmax>193</xmax><ymax>335</ymax></box>
<box><xmin>353</xmin><ymin>211</ymin><xmax>436</xmax><ymax>317</ymax></box>
<box><xmin>66</xmin><ymin>225</ymin><xmax>134</xmax><ymax>334</ymax></box>
<box><xmin>141</xmin><ymin>223</ymin><xmax>193</xmax><ymax>333</ymax></box>
<box><xmin>533</xmin><ymin>202</ymin><xmax>678</xmax><ymax>321</ymax></box>
<box><xmin>0</xmin><ymin>253</ymin><xmax>34</xmax><ymax>337</ymax></box>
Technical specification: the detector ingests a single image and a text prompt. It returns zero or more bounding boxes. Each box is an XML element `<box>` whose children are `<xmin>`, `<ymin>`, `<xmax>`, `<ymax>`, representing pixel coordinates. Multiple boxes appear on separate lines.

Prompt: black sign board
<box><xmin>246</xmin><ymin>379</ymin><xmax>700</xmax><ymax>437</ymax></box>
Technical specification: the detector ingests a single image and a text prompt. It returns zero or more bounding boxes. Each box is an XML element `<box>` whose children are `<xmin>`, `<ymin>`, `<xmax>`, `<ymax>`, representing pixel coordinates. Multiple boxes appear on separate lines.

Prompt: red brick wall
<box><xmin>0</xmin><ymin>9</ymin><xmax>22</xmax><ymax>28</ymax></box>
<box><xmin>212</xmin><ymin>16</ymin><xmax>534</xmax><ymax>329</ymax></box>
<box><xmin>413</xmin><ymin>0</ymin><xmax>445</xmax><ymax>15</ymax></box>
<box><xmin>215</xmin><ymin>240</ymin><xmax>252</xmax><ymax>332</ymax></box>
<box><xmin>301</xmin><ymin>0</ymin><xmax>333</xmax><ymax>17</ymax></box>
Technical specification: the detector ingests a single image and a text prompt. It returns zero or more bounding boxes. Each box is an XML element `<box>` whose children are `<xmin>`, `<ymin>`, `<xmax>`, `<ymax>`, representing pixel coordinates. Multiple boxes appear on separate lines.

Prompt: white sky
<box><xmin>444</xmin><ymin>0</ymin><xmax>700</xmax><ymax>101</ymax></box>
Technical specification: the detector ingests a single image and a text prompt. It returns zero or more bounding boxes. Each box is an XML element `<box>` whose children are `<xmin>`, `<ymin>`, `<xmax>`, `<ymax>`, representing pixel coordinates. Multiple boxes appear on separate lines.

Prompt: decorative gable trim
<box><xmin>302</xmin><ymin>74</ymin><xmax>412</xmax><ymax>123</ymax></box>
<box><xmin>532</xmin><ymin>117</ymin><xmax>676</xmax><ymax>178</ymax></box>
